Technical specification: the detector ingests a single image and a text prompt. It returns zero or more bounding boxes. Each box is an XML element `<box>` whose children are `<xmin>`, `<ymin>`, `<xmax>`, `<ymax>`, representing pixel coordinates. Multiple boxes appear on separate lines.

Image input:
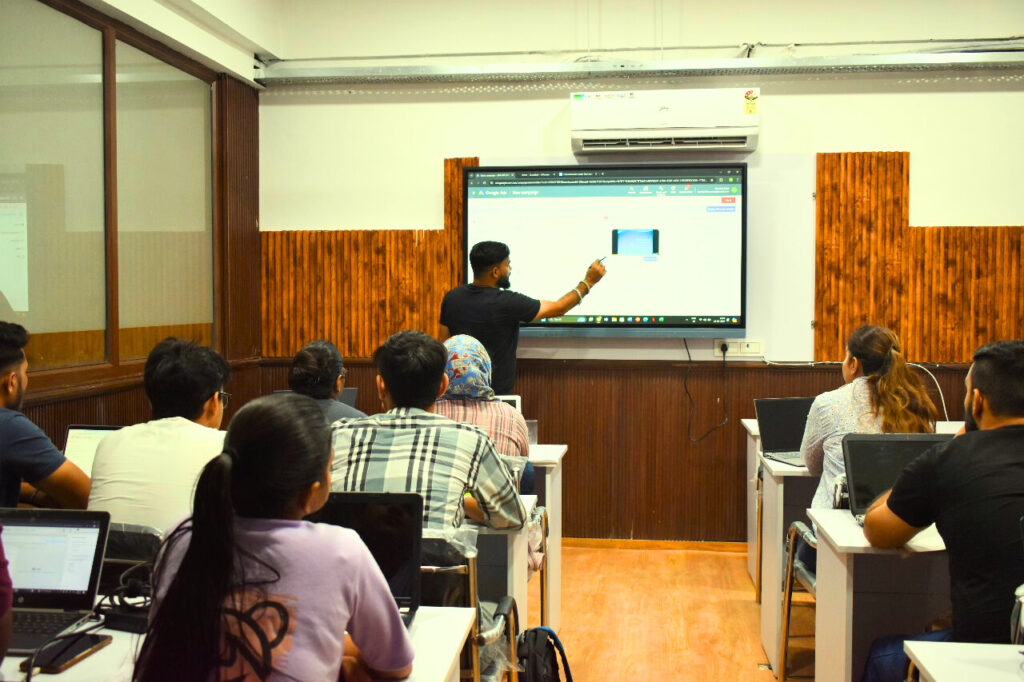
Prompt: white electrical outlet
<box><xmin>713</xmin><ymin>339</ymin><xmax>763</xmax><ymax>357</ymax></box>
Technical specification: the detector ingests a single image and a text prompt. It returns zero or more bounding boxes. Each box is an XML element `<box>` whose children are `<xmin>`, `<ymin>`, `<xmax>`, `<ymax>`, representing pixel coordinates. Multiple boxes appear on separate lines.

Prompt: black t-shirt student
<box><xmin>886</xmin><ymin>425</ymin><xmax>1024</xmax><ymax>643</ymax></box>
<box><xmin>439</xmin><ymin>285</ymin><xmax>540</xmax><ymax>395</ymax></box>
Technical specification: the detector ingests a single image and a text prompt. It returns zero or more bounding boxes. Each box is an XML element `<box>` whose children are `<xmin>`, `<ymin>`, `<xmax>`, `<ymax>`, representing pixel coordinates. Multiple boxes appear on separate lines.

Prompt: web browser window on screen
<box><xmin>465</xmin><ymin>165</ymin><xmax>745</xmax><ymax>331</ymax></box>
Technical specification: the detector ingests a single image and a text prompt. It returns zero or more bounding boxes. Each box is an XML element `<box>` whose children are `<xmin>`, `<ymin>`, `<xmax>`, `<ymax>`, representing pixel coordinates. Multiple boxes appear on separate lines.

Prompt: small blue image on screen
<box><xmin>614</xmin><ymin>229</ymin><xmax>658</xmax><ymax>256</ymax></box>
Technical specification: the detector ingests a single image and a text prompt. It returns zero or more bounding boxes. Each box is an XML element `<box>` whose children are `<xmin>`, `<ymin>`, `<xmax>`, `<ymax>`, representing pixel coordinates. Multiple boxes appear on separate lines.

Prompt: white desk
<box><xmin>809</xmin><ymin>508</ymin><xmax>950</xmax><ymax>682</ymax></box>
<box><xmin>0</xmin><ymin>606</ymin><xmax>476</xmax><ymax>682</ymax></box>
<box><xmin>529</xmin><ymin>443</ymin><xmax>566</xmax><ymax>632</ymax></box>
<box><xmin>476</xmin><ymin>494</ymin><xmax>537</xmax><ymax>633</ymax></box>
<box><xmin>759</xmin><ymin>455</ymin><xmax>817</xmax><ymax>674</ymax></box>
<box><xmin>904</xmin><ymin>641</ymin><xmax>1024</xmax><ymax>682</ymax></box>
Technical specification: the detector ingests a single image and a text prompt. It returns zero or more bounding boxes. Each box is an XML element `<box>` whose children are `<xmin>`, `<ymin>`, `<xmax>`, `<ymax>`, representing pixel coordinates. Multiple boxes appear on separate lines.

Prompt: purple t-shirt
<box><xmin>155</xmin><ymin>518</ymin><xmax>414</xmax><ymax>681</ymax></box>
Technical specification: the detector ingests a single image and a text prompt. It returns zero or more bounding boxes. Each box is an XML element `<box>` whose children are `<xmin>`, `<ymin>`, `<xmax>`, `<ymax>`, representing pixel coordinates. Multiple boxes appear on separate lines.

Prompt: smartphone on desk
<box><xmin>20</xmin><ymin>633</ymin><xmax>112</xmax><ymax>673</ymax></box>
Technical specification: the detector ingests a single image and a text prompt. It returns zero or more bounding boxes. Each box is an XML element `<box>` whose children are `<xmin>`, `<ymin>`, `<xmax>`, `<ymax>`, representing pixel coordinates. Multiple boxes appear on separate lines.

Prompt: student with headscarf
<box><xmin>434</xmin><ymin>335</ymin><xmax>530</xmax><ymax>458</ymax></box>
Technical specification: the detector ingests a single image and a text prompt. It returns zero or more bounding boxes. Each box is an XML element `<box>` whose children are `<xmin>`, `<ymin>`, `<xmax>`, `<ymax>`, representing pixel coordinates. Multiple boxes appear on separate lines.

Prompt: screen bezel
<box><xmin>462</xmin><ymin>162</ymin><xmax>748</xmax><ymax>339</ymax></box>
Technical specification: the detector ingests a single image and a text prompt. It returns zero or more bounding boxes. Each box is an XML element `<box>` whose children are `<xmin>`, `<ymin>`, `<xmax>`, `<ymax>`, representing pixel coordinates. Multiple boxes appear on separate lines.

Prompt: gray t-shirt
<box><xmin>318</xmin><ymin>398</ymin><xmax>367</xmax><ymax>425</ymax></box>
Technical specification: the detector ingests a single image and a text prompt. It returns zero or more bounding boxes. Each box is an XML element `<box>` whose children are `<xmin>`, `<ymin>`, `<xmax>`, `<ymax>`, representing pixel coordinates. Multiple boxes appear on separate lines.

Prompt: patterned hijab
<box><xmin>442</xmin><ymin>335</ymin><xmax>495</xmax><ymax>401</ymax></box>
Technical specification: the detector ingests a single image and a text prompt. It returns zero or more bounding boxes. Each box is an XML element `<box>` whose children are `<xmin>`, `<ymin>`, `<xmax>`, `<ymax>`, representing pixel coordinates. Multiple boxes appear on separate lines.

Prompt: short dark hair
<box><xmin>0</xmin><ymin>322</ymin><xmax>29</xmax><ymax>374</ymax></box>
<box><xmin>289</xmin><ymin>340</ymin><xmax>343</xmax><ymax>400</ymax></box>
<box><xmin>469</xmin><ymin>241</ymin><xmax>510</xmax><ymax>278</ymax></box>
<box><xmin>373</xmin><ymin>330</ymin><xmax>446</xmax><ymax>409</ymax></box>
<box><xmin>144</xmin><ymin>338</ymin><xmax>230</xmax><ymax>420</ymax></box>
<box><xmin>971</xmin><ymin>340</ymin><xmax>1024</xmax><ymax>417</ymax></box>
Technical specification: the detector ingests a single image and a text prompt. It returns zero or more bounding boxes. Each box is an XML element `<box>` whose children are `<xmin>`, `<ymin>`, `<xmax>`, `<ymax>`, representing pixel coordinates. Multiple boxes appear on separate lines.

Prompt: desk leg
<box><xmin>508</xmin><ymin>528</ymin><xmax>530</xmax><ymax>629</ymax></box>
<box><xmin>815</xmin><ymin>534</ymin><xmax>855</xmax><ymax>682</ymax></box>
<box><xmin>759</xmin><ymin>472</ymin><xmax>785</xmax><ymax>673</ymax></box>
<box><xmin>747</xmin><ymin>434</ymin><xmax>760</xmax><ymax>583</ymax></box>
<box><xmin>544</xmin><ymin>464</ymin><xmax>562</xmax><ymax>632</ymax></box>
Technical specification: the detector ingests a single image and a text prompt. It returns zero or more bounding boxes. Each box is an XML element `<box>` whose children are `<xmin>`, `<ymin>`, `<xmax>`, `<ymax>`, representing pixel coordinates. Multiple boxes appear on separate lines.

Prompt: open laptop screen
<box><xmin>308</xmin><ymin>492</ymin><xmax>423</xmax><ymax>619</ymax></box>
<box><xmin>64</xmin><ymin>425</ymin><xmax>122</xmax><ymax>476</ymax></box>
<box><xmin>754</xmin><ymin>397</ymin><xmax>815</xmax><ymax>453</ymax></box>
<box><xmin>842</xmin><ymin>433</ymin><xmax>954</xmax><ymax>516</ymax></box>
<box><xmin>0</xmin><ymin>509</ymin><xmax>110</xmax><ymax>609</ymax></box>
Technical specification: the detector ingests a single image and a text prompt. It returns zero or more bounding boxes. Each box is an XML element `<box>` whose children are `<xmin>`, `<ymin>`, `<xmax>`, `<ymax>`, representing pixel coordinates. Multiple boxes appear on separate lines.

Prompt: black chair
<box><xmin>99</xmin><ymin>522</ymin><xmax>162</xmax><ymax>595</ymax></box>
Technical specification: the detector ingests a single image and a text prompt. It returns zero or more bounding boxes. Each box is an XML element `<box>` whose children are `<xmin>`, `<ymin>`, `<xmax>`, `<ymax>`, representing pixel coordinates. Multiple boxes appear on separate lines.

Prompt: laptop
<box><xmin>308</xmin><ymin>492</ymin><xmax>423</xmax><ymax>627</ymax></box>
<box><xmin>842</xmin><ymin>433</ymin><xmax>954</xmax><ymax>525</ymax></box>
<box><xmin>494</xmin><ymin>395</ymin><xmax>522</xmax><ymax>413</ymax></box>
<box><xmin>64</xmin><ymin>425</ymin><xmax>122</xmax><ymax>477</ymax></box>
<box><xmin>753</xmin><ymin>397</ymin><xmax>816</xmax><ymax>465</ymax></box>
<box><xmin>339</xmin><ymin>387</ymin><xmax>358</xmax><ymax>407</ymax></box>
<box><xmin>1</xmin><ymin>509</ymin><xmax>111</xmax><ymax>654</ymax></box>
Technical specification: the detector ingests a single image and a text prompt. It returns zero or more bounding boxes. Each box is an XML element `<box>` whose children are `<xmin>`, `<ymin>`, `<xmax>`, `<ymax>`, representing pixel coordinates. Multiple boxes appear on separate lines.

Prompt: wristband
<box><xmin>572</xmin><ymin>288</ymin><xmax>583</xmax><ymax>303</ymax></box>
<box><xmin>579</xmin><ymin>280</ymin><xmax>592</xmax><ymax>293</ymax></box>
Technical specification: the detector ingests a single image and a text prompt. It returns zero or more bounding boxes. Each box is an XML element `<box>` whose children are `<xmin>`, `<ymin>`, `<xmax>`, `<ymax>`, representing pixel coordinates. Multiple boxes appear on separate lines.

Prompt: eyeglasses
<box><xmin>218</xmin><ymin>391</ymin><xmax>232</xmax><ymax>407</ymax></box>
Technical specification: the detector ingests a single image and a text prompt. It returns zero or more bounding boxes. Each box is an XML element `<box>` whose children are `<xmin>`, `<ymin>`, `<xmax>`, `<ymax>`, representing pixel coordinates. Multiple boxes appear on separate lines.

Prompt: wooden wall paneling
<box><xmin>218</xmin><ymin>75</ymin><xmax>261</xmax><ymax>362</ymax></box>
<box><xmin>816</xmin><ymin>152</ymin><xmax>1024</xmax><ymax>363</ymax></box>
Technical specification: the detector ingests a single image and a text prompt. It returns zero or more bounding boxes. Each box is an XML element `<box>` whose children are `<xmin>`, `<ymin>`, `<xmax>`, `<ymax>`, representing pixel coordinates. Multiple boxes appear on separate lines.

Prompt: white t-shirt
<box><xmin>88</xmin><ymin>417</ymin><xmax>225</xmax><ymax>531</ymax></box>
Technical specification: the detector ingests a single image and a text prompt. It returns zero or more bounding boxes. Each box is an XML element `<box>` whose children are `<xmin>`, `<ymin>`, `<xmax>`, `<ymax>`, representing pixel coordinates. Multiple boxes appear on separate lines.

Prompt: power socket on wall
<box><xmin>713</xmin><ymin>339</ymin><xmax>763</xmax><ymax>357</ymax></box>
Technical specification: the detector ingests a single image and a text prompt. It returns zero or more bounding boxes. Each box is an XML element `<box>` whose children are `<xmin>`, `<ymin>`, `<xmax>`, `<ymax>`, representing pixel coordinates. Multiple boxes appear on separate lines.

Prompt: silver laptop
<box><xmin>64</xmin><ymin>425</ymin><xmax>122</xmax><ymax>477</ymax></box>
<box><xmin>842</xmin><ymin>433</ymin><xmax>954</xmax><ymax>525</ymax></box>
<box><xmin>1</xmin><ymin>508</ymin><xmax>111</xmax><ymax>654</ymax></box>
<box><xmin>753</xmin><ymin>397</ymin><xmax>815</xmax><ymax>466</ymax></box>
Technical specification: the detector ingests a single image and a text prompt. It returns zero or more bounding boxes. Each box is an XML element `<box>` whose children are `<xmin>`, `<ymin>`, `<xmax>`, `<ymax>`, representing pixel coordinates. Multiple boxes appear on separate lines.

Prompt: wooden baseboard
<box><xmin>563</xmin><ymin>537</ymin><xmax>746</xmax><ymax>553</ymax></box>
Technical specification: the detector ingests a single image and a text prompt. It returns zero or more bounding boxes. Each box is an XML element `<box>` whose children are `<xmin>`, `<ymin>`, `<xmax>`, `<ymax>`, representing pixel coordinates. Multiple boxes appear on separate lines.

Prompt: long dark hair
<box><xmin>847</xmin><ymin>325</ymin><xmax>937</xmax><ymax>433</ymax></box>
<box><xmin>133</xmin><ymin>393</ymin><xmax>332</xmax><ymax>682</ymax></box>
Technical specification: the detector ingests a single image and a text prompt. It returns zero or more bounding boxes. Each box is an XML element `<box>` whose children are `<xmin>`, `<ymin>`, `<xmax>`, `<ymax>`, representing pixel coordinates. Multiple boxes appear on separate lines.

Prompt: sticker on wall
<box><xmin>744</xmin><ymin>89</ymin><xmax>759</xmax><ymax>115</ymax></box>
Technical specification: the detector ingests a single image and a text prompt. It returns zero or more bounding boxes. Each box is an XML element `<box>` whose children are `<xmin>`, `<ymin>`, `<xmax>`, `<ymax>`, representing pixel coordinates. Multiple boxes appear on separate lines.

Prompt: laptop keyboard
<box><xmin>14</xmin><ymin>610</ymin><xmax>79</xmax><ymax>635</ymax></box>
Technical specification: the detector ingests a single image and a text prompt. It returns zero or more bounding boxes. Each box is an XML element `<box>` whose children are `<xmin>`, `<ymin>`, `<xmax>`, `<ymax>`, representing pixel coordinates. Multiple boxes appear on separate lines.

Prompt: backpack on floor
<box><xmin>517</xmin><ymin>626</ymin><xmax>573</xmax><ymax>682</ymax></box>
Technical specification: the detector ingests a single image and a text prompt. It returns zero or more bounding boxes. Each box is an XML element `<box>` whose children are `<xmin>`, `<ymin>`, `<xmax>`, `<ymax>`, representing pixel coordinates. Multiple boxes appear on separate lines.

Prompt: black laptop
<box><xmin>1</xmin><ymin>509</ymin><xmax>111</xmax><ymax>654</ymax></box>
<box><xmin>753</xmin><ymin>397</ymin><xmax>816</xmax><ymax>465</ymax></box>
<box><xmin>308</xmin><ymin>492</ymin><xmax>423</xmax><ymax>627</ymax></box>
<box><xmin>842</xmin><ymin>433</ymin><xmax>954</xmax><ymax>525</ymax></box>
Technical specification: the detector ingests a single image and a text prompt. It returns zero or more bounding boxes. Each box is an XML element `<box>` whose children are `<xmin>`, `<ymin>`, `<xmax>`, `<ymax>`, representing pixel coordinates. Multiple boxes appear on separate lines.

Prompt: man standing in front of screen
<box><xmin>440</xmin><ymin>241</ymin><xmax>606</xmax><ymax>395</ymax></box>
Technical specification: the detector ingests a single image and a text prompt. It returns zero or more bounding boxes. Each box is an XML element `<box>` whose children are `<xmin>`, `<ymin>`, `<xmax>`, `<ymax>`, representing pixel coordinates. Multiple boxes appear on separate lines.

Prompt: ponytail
<box><xmin>134</xmin><ymin>452</ymin><xmax>237</xmax><ymax>681</ymax></box>
<box><xmin>851</xmin><ymin>331</ymin><xmax>937</xmax><ymax>433</ymax></box>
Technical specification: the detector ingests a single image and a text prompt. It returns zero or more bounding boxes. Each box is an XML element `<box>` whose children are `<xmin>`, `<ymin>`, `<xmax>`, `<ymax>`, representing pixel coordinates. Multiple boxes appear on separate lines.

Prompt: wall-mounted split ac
<box><xmin>570</xmin><ymin>88</ymin><xmax>760</xmax><ymax>154</ymax></box>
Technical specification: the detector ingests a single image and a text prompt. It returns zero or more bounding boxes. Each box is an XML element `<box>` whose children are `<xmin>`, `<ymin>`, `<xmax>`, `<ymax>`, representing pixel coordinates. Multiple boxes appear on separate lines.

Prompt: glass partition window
<box><xmin>0</xmin><ymin>0</ymin><xmax>215</xmax><ymax>372</ymax></box>
<box><xmin>0</xmin><ymin>0</ymin><xmax>107</xmax><ymax>370</ymax></box>
<box><xmin>116</xmin><ymin>41</ymin><xmax>213</xmax><ymax>359</ymax></box>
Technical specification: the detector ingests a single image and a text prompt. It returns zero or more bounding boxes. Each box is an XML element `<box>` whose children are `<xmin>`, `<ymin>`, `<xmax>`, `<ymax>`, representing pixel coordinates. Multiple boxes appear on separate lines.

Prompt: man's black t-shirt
<box><xmin>887</xmin><ymin>425</ymin><xmax>1024</xmax><ymax>643</ymax></box>
<box><xmin>439</xmin><ymin>285</ymin><xmax>541</xmax><ymax>394</ymax></box>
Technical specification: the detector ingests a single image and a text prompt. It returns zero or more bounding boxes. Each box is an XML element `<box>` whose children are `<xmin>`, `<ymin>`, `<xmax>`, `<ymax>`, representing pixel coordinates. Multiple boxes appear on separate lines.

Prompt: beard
<box><xmin>496</xmin><ymin>275</ymin><xmax>511</xmax><ymax>289</ymax></box>
<box><xmin>963</xmin><ymin>407</ymin><xmax>979</xmax><ymax>432</ymax></box>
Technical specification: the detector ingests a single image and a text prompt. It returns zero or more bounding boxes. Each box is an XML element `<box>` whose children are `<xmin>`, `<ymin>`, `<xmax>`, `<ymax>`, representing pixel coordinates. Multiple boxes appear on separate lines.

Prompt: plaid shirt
<box><xmin>433</xmin><ymin>398</ymin><xmax>530</xmax><ymax>458</ymax></box>
<box><xmin>330</xmin><ymin>407</ymin><xmax>526</xmax><ymax>531</ymax></box>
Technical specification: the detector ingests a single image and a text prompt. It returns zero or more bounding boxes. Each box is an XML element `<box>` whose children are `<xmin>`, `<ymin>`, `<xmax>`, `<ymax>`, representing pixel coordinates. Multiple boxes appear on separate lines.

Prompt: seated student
<box><xmin>331</xmin><ymin>330</ymin><xmax>526</xmax><ymax>531</ymax></box>
<box><xmin>861</xmin><ymin>340</ymin><xmax>1024</xmax><ymax>682</ymax></box>
<box><xmin>88</xmin><ymin>338</ymin><xmax>229</xmax><ymax>532</ymax></box>
<box><xmin>797</xmin><ymin>324</ymin><xmax>936</xmax><ymax>570</ymax></box>
<box><xmin>434</xmin><ymin>335</ymin><xmax>529</xmax><ymax>458</ymax></box>
<box><xmin>134</xmin><ymin>393</ymin><xmax>413</xmax><ymax>682</ymax></box>
<box><xmin>289</xmin><ymin>339</ymin><xmax>367</xmax><ymax>422</ymax></box>
<box><xmin>0</xmin><ymin>322</ymin><xmax>89</xmax><ymax>509</ymax></box>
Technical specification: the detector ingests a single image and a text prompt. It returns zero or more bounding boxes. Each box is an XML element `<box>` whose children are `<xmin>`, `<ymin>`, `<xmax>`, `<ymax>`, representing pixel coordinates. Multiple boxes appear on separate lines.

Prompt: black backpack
<box><xmin>517</xmin><ymin>626</ymin><xmax>573</xmax><ymax>682</ymax></box>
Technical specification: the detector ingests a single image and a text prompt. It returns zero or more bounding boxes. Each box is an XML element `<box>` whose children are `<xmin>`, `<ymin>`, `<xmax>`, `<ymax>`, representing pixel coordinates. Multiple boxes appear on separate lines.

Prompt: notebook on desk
<box><xmin>753</xmin><ymin>397</ymin><xmax>815</xmax><ymax>466</ymax></box>
<box><xmin>843</xmin><ymin>433</ymin><xmax>954</xmax><ymax>525</ymax></box>
<box><xmin>308</xmin><ymin>492</ymin><xmax>423</xmax><ymax>627</ymax></box>
<box><xmin>64</xmin><ymin>425</ymin><xmax>122</xmax><ymax>477</ymax></box>
<box><xmin>1</xmin><ymin>509</ymin><xmax>111</xmax><ymax>654</ymax></box>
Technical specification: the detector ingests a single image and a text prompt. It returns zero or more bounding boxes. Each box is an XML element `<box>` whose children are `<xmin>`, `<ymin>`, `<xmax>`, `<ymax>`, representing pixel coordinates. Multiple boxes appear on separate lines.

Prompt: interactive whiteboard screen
<box><xmin>463</xmin><ymin>164</ymin><xmax>747</xmax><ymax>337</ymax></box>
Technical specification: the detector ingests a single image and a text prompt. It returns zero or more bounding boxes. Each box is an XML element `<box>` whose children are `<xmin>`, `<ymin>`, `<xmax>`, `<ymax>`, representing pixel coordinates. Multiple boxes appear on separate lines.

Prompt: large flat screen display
<box><xmin>463</xmin><ymin>163</ymin><xmax>747</xmax><ymax>338</ymax></box>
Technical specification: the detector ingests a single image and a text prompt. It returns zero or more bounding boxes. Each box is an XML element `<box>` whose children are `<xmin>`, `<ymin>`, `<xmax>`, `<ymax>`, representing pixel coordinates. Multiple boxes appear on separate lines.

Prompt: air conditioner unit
<box><xmin>570</xmin><ymin>88</ymin><xmax>760</xmax><ymax>154</ymax></box>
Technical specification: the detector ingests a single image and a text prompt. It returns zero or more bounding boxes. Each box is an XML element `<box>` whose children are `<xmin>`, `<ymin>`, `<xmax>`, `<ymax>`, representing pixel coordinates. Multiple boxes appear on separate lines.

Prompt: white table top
<box><xmin>528</xmin><ymin>444</ymin><xmax>567</xmax><ymax>467</ymax></box>
<box><xmin>742</xmin><ymin>418</ymin><xmax>963</xmax><ymax>438</ymax></box>
<box><xmin>904</xmin><ymin>640</ymin><xmax>1024</xmax><ymax>682</ymax></box>
<box><xmin>0</xmin><ymin>607</ymin><xmax>476</xmax><ymax>682</ymax></box>
<box><xmin>761</xmin><ymin>455</ymin><xmax>815</xmax><ymax>477</ymax></box>
<box><xmin>808</xmin><ymin>508</ymin><xmax>946</xmax><ymax>554</ymax></box>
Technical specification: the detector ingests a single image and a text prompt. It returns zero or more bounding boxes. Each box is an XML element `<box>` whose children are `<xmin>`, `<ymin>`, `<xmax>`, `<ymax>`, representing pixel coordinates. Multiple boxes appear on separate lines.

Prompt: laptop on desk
<box><xmin>64</xmin><ymin>425</ymin><xmax>122</xmax><ymax>477</ymax></box>
<box><xmin>843</xmin><ymin>433</ymin><xmax>954</xmax><ymax>525</ymax></box>
<box><xmin>1</xmin><ymin>509</ymin><xmax>111</xmax><ymax>654</ymax></box>
<box><xmin>753</xmin><ymin>397</ymin><xmax>815</xmax><ymax>466</ymax></box>
<box><xmin>308</xmin><ymin>492</ymin><xmax>423</xmax><ymax>627</ymax></box>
